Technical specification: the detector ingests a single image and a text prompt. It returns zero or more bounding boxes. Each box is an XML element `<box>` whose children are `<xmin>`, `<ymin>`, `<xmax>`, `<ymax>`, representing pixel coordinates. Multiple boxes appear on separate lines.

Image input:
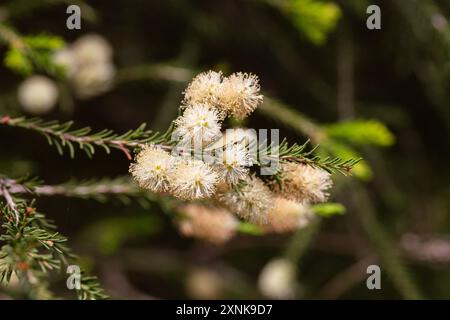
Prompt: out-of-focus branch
<box><xmin>259</xmin><ymin>97</ymin><xmax>325</xmax><ymax>143</ymax></box>
<box><xmin>115</xmin><ymin>64</ymin><xmax>194</xmax><ymax>84</ymax></box>
<box><xmin>0</xmin><ymin>176</ymin><xmax>160</xmax><ymax>207</ymax></box>
<box><xmin>284</xmin><ymin>218</ymin><xmax>321</xmax><ymax>264</ymax></box>
<box><xmin>318</xmin><ymin>255</ymin><xmax>377</xmax><ymax>299</ymax></box>
<box><xmin>0</xmin><ymin>24</ymin><xmax>23</xmax><ymax>49</ymax></box>
<box><xmin>350</xmin><ymin>183</ymin><xmax>423</xmax><ymax>299</ymax></box>
<box><xmin>316</xmin><ymin>231</ymin><xmax>450</xmax><ymax>267</ymax></box>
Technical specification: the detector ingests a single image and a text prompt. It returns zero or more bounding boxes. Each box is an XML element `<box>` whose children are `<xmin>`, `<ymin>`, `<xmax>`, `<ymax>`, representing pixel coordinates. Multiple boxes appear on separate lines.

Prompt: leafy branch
<box><xmin>0</xmin><ymin>24</ymin><xmax>64</xmax><ymax>76</ymax></box>
<box><xmin>0</xmin><ymin>114</ymin><xmax>361</xmax><ymax>174</ymax></box>
<box><xmin>258</xmin><ymin>138</ymin><xmax>361</xmax><ymax>175</ymax></box>
<box><xmin>2</xmin><ymin>176</ymin><xmax>158</xmax><ymax>208</ymax></box>
<box><xmin>259</xmin><ymin>97</ymin><xmax>394</xmax><ymax>179</ymax></box>
<box><xmin>0</xmin><ymin>115</ymin><xmax>173</xmax><ymax>159</ymax></box>
<box><xmin>278</xmin><ymin>139</ymin><xmax>361</xmax><ymax>175</ymax></box>
<box><xmin>0</xmin><ymin>177</ymin><xmax>108</xmax><ymax>299</ymax></box>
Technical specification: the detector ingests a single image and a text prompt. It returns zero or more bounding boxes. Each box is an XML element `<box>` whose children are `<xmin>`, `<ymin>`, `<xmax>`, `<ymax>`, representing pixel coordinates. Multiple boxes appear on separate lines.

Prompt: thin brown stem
<box><xmin>0</xmin><ymin>178</ymin><xmax>20</xmax><ymax>224</ymax></box>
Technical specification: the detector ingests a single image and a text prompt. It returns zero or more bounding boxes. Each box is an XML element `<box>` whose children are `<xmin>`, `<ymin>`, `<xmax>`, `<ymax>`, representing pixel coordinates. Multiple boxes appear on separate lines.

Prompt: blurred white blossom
<box><xmin>258</xmin><ymin>258</ymin><xmax>296</xmax><ymax>299</ymax></box>
<box><xmin>53</xmin><ymin>34</ymin><xmax>116</xmax><ymax>99</ymax></box>
<box><xmin>18</xmin><ymin>75</ymin><xmax>58</xmax><ymax>115</ymax></box>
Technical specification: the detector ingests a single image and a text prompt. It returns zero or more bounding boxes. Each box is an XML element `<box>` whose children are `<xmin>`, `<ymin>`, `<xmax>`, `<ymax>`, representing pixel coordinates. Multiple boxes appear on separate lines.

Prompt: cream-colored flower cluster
<box><xmin>17</xmin><ymin>34</ymin><xmax>115</xmax><ymax>115</ymax></box>
<box><xmin>130</xmin><ymin>71</ymin><xmax>263</xmax><ymax>202</ymax></box>
<box><xmin>18</xmin><ymin>75</ymin><xmax>59</xmax><ymax>115</ymax></box>
<box><xmin>130</xmin><ymin>70</ymin><xmax>334</xmax><ymax>243</ymax></box>
<box><xmin>182</xmin><ymin>70</ymin><xmax>263</xmax><ymax>119</ymax></box>
<box><xmin>177</xmin><ymin>204</ymin><xmax>238</xmax><ymax>244</ymax></box>
<box><xmin>275</xmin><ymin>162</ymin><xmax>333</xmax><ymax>204</ymax></box>
<box><xmin>54</xmin><ymin>34</ymin><xmax>116</xmax><ymax>98</ymax></box>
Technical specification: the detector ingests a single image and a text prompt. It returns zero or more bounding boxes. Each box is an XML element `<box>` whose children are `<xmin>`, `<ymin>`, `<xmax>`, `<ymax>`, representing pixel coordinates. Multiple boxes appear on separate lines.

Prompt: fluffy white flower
<box><xmin>174</xmin><ymin>104</ymin><xmax>223</xmax><ymax>148</ymax></box>
<box><xmin>220</xmin><ymin>72</ymin><xmax>263</xmax><ymax>119</ymax></box>
<box><xmin>214</xmin><ymin>143</ymin><xmax>251</xmax><ymax>185</ymax></box>
<box><xmin>18</xmin><ymin>76</ymin><xmax>58</xmax><ymax>115</ymax></box>
<box><xmin>168</xmin><ymin>159</ymin><xmax>219</xmax><ymax>200</ymax></box>
<box><xmin>258</xmin><ymin>258</ymin><xmax>296</xmax><ymax>299</ymax></box>
<box><xmin>72</xmin><ymin>62</ymin><xmax>116</xmax><ymax>99</ymax></box>
<box><xmin>177</xmin><ymin>204</ymin><xmax>238</xmax><ymax>244</ymax></box>
<box><xmin>186</xmin><ymin>268</ymin><xmax>224</xmax><ymax>299</ymax></box>
<box><xmin>53</xmin><ymin>48</ymin><xmax>77</xmax><ymax>77</ymax></box>
<box><xmin>129</xmin><ymin>145</ymin><xmax>173</xmax><ymax>192</ymax></box>
<box><xmin>183</xmin><ymin>70</ymin><xmax>223</xmax><ymax>107</ymax></box>
<box><xmin>71</xmin><ymin>34</ymin><xmax>113</xmax><ymax>65</ymax></box>
<box><xmin>54</xmin><ymin>34</ymin><xmax>116</xmax><ymax>99</ymax></box>
<box><xmin>182</xmin><ymin>70</ymin><xmax>263</xmax><ymax>119</ymax></box>
<box><xmin>217</xmin><ymin>176</ymin><xmax>273</xmax><ymax>224</ymax></box>
<box><xmin>278</xmin><ymin>163</ymin><xmax>333</xmax><ymax>204</ymax></box>
<box><xmin>263</xmin><ymin>197</ymin><xmax>314</xmax><ymax>233</ymax></box>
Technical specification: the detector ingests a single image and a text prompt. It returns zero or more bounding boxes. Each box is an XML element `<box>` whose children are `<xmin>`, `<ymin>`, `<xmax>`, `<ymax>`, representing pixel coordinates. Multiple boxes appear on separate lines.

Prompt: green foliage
<box><xmin>4</xmin><ymin>48</ymin><xmax>33</xmax><ymax>75</ymax></box>
<box><xmin>321</xmin><ymin>139</ymin><xmax>373</xmax><ymax>180</ymax></box>
<box><xmin>0</xmin><ymin>200</ymin><xmax>71</xmax><ymax>285</ymax></box>
<box><xmin>1</xmin><ymin>115</ymin><xmax>361</xmax><ymax>174</ymax></box>
<box><xmin>0</xmin><ymin>180</ymin><xmax>108</xmax><ymax>300</ymax></box>
<box><xmin>312</xmin><ymin>202</ymin><xmax>345</xmax><ymax>217</ymax></box>
<box><xmin>258</xmin><ymin>99</ymin><xmax>394</xmax><ymax>180</ymax></box>
<box><xmin>23</xmin><ymin>34</ymin><xmax>64</xmax><ymax>51</ymax></box>
<box><xmin>77</xmin><ymin>273</ymin><xmax>109</xmax><ymax>300</ymax></box>
<box><xmin>3</xmin><ymin>116</ymin><xmax>173</xmax><ymax>159</ymax></box>
<box><xmin>238</xmin><ymin>222</ymin><xmax>264</xmax><ymax>235</ymax></box>
<box><xmin>325</xmin><ymin>119</ymin><xmax>395</xmax><ymax>147</ymax></box>
<box><xmin>271</xmin><ymin>0</ymin><xmax>342</xmax><ymax>45</ymax></box>
<box><xmin>277</xmin><ymin>139</ymin><xmax>362</xmax><ymax>175</ymax></box>
<box><xmin>0</xmin><ymin>26</ymin><xmax>65</xmax><ymax>76</ymax></box>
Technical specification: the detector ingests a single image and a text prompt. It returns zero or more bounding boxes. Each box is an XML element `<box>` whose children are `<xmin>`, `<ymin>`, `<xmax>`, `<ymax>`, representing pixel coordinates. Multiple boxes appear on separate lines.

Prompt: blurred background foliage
<box><xmin>0</xmin><ymin>0</ymin><xmax>450</xmax><ymax>299</ymax></box>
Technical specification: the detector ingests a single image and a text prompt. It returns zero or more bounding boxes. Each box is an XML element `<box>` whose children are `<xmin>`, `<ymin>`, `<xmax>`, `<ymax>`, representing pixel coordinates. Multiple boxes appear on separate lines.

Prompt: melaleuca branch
<box><xmin>2</xmin><ymin>176</ymin><xmax>158</xmax><ymax>208</ymax></box>
<box><xmin>0</xmin><ymin>178</ymin><xmax>108</xmax><ymax>300</ymax></box>
<box><xmin>0</xmin><ymin>115</ymin><xmax>173</xmax><ymax>159</ymax></box>
<box><xmin>0</xmin><ymin>114</ymin><xmax>360</xmax><ymax>174</ymax></box>
<box><xmin>1</xmin><ymin>70</ymin><xmax>361</xmax><ymax>251</ymax></box>
<box><xmin>256</xmin><ymin>139</ymin><xmax>358</xmax><ymax>177</ymax></box>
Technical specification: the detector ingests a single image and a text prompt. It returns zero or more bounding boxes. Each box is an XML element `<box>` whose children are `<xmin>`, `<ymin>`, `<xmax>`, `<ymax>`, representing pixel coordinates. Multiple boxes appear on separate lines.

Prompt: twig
<box><xmin>115</xmin><ymin>64</ymin><xmax>193</xmax><ymax>84</ymax></box>
<box><xmin>0</xmin><ymin>178</ymin><xmax>20</xmax><ymax>224</ymax></box>
<box><xmin>350</xmin><ymin>183</ymin><xmax>424</xmax><ymax>299</ymax></box>
<box><xmin>318</xmin><ymin>255</ymin><xmax>377</xmax><ymax>299</ymax></box>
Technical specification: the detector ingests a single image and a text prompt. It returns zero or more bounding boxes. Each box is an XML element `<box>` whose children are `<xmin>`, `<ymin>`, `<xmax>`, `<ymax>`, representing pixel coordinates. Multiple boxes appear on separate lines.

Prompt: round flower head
<box><xmin>129</xmin><ymin>145</ymin><xmax>173</xmax><ymax>193</ymax></box>
<box><xmin>262</xmin><ymin>197</ymin><xmax>314</xmax><ymax>233</ymax></box>
<box><xmin>72</xmin><ymin>62</ymin><xmax>116</xmax><ymax>99</ymax></box>
<box><xmin>183</xmin><ymin>70</ymin><xmax>223</xmax><ymax>107</ymax></box>
<box><xmin>217</xmin><ymin>176</ymin><xmax>273</xmax><ymax>224</ymax></box>
<box><xmin>209</xmin><ymin>128</ymin><xmax>258</xmax><ymax>149</ymax></box>
<box><xmin>186</xmin><ymin>268</ymin><xmax>223</xmax><ymax>299</ymax></box>
<box><xmin>278</xmin><ymin>163</ymin><xmax>333</xmax><ymax>204</ymax></box>
<box><xmin>53</xmin><ymin>48</ymin><xmax>77</xmax><ymax>78</ymax></box>
<box><xmin>177</xmin><ymin>204</ymin><xmax>238</xmax><ymax>244</ymax></box>
<box><xmin>18</xmin><ymin>76</ymin><xmax>58</xmax><ymax>115</ymax></box>
<box><xmin>168</xmin><ymin>159</ymin><xmax>219</xmax><ymax>200</ymax></box>
<box><xmin>220</xmin><ymin>72</ymin><xmax>263</xmax><ymax>119</ymax></box>
<box><xmin>71</xmin><ymin>34</ymin><xmax>113</xmax><ymax>65</ymax></box>
<box><xmin>258</xmin><ymin>258</ymin><xmax>296</xmax><ymax>299</ymax></box>
<box><xmin>58</xmin><ymin>34</ymin><xmax>116</xmax><ymax>99</ymax></box>
<box><xmin>174</xmin><ymin>104</ymin><xmax>223</xmax><ymax>148</ymax></box>
<box><xmin>214</xmin><ymin>143</ymin><xmax>251</xmax><ymax>185</ymax></box>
